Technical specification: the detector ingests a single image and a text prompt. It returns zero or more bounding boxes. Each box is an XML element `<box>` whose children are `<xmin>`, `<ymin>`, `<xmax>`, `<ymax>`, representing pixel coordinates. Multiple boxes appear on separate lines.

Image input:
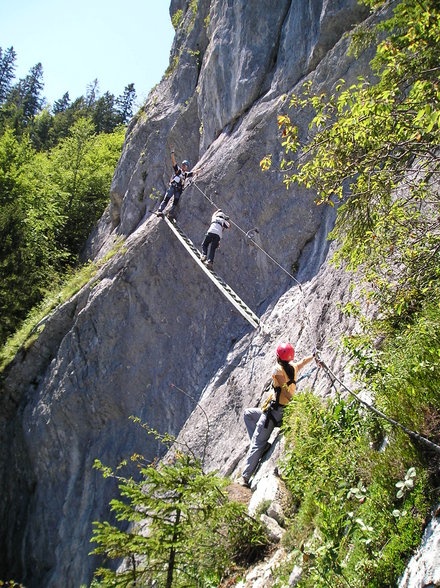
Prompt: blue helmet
<box><xmin>181</xmin><ymin>160</ymin><xmax>190</xmax><ymax>168</ymax></box>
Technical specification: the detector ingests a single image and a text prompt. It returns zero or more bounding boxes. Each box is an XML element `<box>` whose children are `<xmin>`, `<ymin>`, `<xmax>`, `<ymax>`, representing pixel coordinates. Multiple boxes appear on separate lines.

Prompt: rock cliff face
<box><xmin>0</xmin><ymin>1</ymin><xmax>378</xmax><ymax>587</ymax></box>
<box><xmin>398</xmin><ymin>506</ymin><xmax>440</xmax><ymax>588</ymax></box>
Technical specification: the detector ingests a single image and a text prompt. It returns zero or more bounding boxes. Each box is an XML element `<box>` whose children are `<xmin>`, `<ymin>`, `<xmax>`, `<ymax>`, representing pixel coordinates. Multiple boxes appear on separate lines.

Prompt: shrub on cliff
<box><xmin>91</xmin><ymin>449</ymin><xmax>267</xmax><ymax>588</ymax></box>
<box><xmin>278</xmin><ymin>391</ymin><xmax>430</xmax><ymax>587</ymax></box>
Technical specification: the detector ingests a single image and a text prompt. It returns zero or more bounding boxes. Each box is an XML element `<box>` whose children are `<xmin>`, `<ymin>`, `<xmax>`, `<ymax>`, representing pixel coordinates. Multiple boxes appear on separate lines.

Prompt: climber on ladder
<box><xmin>200</xmin><ymin>209</ymin><xmax>231</xmax><ymax>269</ymax></box>
<box><xmin>239</xmin><ymin>342</ymin><xmax>321</xmax><ymax>487</ymax></box>
<box><xmin>156</xmin><ymin>147</ymin><xmax>203</xmax><ymax>219</ymax></box>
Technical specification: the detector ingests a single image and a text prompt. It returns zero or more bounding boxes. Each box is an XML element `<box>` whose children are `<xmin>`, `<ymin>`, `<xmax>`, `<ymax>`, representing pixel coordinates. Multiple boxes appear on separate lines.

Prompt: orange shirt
<box><xmin>271</xmin><ymin>362</ymin><xmax>297</xmax><ymax>406</ymax></box>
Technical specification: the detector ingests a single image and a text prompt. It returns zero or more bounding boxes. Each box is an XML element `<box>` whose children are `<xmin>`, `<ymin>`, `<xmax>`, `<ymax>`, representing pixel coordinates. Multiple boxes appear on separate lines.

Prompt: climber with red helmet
<box><xmin>239</xmin><ymin>342</ymin><xmax>318</xmax><ymax>487</ymax></box>
<box><xmin>156</xmin><ymin>147</ymin><xmax>203</xmax><ymax>218</ymax></box>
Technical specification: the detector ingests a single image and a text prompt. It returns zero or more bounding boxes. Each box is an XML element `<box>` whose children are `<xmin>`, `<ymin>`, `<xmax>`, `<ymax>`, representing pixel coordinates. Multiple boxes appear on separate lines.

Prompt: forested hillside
<box><xmin>0</xmin><ymin>47</ymin><xmax>135</xmax><ymax>345</ymax></box>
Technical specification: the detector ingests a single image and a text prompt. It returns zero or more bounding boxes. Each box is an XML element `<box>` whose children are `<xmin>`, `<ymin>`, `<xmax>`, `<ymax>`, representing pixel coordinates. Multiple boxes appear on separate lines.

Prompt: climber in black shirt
<box><xmin>156</xmin><ymin>147</ymin><xmax>202</xmax><ymax>218</ymax></box>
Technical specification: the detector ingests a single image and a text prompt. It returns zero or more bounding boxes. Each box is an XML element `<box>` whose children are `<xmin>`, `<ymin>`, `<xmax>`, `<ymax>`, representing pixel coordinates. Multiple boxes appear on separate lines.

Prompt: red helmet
<box><xmin>276</xmin><ymin>342</ymin><xmax>294</xmax><ymax>362</ymax></box>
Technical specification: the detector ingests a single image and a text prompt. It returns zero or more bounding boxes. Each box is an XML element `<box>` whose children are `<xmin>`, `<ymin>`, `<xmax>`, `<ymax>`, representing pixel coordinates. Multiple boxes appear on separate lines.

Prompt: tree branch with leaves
<box><xmin>90</xmin><ymin>421</ymin><xmax>267</xmax><ymax>587</ymax></box>
<box><xmin>263</xmin><ymin>0</ymin><xmax>440</xmax><ymax>327</ymax></box>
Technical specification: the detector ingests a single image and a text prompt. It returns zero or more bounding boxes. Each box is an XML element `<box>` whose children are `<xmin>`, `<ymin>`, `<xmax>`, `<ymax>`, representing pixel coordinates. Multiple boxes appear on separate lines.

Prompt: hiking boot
<box><xmin>200</xmin><ymin>254</ymin><xmax>207</xmax><ymax>262</ymax></box>
<box><xmin>205</xmin><ymin>260</ymin><xmax>213</xmax><ymax>269</ymax></box>
<box><xmin>168</xmin><ymin>207</ymin><xmax>178</xmax><ymax>220</ymax></box>
<box><xmin>238</xmin><ymin>476</ymin><xmax>250</xmax><ymax>488</ymax></box>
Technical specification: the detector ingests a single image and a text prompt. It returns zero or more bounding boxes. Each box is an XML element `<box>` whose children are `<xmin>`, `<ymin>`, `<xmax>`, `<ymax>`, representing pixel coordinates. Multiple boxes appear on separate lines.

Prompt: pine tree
<box><xmin>86</xmin><ymin>78</ymin><xmax>99</xmax><ymax>111</ymax></box>
<box><xmin>93</xmin><ymin>91</ymin><xmax>118</xmax><ymax>133</ymax></box>
<box><xmin>21</xmin><ymin>63</ymin><xmax>45</xmax><ymax>121</ymax></box>
<box><xmin>116</xmin><ymin>83</ymin><xmax>136</xmax><ymax>125</ymax></box>
<box><xmin>53</xmin><ymin>92</ymin><xmax>71</xmax><ymax>114</ymax></box>
<box><xmin>0</xmin><ymin>46</ymin><xmax>16</xmax><ymax>105</ymax></box>
<box><xmin>1</xmin><ymin>62</ymin><xmax>45</xmax><ymax>134</ymax></box>
<box><xmin>91</xmin><ymin>450</ymin><xmax>267</xmax><ymax>587</ymax></box>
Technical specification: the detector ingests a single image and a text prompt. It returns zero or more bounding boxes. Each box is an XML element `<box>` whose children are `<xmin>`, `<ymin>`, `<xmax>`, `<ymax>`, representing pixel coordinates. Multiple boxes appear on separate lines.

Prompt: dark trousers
<box><xmin>158</xmin><ymin>185</ymin><xmax>182</xmax><ymax>212</ymax></box>
<box><xmin>201</xmin><ymin>232</ymin><xmax>220</xmax><ymax>262</ymax></box>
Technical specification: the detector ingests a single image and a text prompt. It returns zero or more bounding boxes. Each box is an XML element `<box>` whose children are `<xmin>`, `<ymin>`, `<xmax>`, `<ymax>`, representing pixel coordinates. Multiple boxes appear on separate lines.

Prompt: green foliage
<box><xmin>266</xmin><ymin>0</ymin><xmax>440</xmax><ymax>327</ymax></box>
<box><xmin>0</xmin><ymin>44</ymin><xmax>133</xmax><ymax>347</ymax></box>
<box><xmin>47</xmin><ymin>118</ymin><xmax>125</xmax><ymax>256</ymax></box>
<box><xmin>115</xmin><ymin>83</ymin><xmax>136</xmax><ymax>125</ymax></box>
<box><xmin>91</xmin><ymin>450</ymin><xmax>267</xmax><ymax>587</ymax></box>
<box><xmin>0</xmin><ymin>128</ymin><xmax>61</xmax><ymax>342</ymax></box>
<box><xmin>345</xmin><ymin>297</ymin><xmax>440</xmax><ymax>450</ymax></box>
<box><xmin>171</xmin><ymin>1</ymin><xmax>198</xmax><ymax>33</ymax></box>
<box><xmin>171</xmin><ymin>9</ymin><xmax>183</xmax><ymax>29</ymax></box>
<box><xmin>2</xmin><ymin>62</ymin><xmax>45</xmax><ymax>130</ymax></box>
<box><xmin>267</xmin><ymin>4</ymin><xmax>440</xmax><ymax>584</ymax></box>
<box><xmin>277</xmin><ymin>393</ymin><xmax>430</xmax><ymax>587</ymax></box>
<box><xmin>0</xmin><ymin>120</ymin><xmax>124</xmax><ymax>346</ymax></box>
<box><xmin>187</xmin><ymin>0</ymin><xmax>199</xmax><ymax>33</ymax></box>
<box><xmin>0</xmin><ymin>238</ymin><xmax>125</xmax><ymax>374</ymax></box>
<box><xmin>165</xmin><ymin>55</ymin><xmax>181</xmax><ymax>79</ymax></box>
<box><xmin>281</xmin><ymin>395</ymin><xmax>366</xmax><ymax>506</ymax></box>
<box><xmin>0</xmin><ymin>45</ymin><xmax>136</xmax><ymax>148</ymax></box>
<box><xmin>0</xmin><ymin>47</ymin><xmax>17</xmax><ymax>104</ymax></box>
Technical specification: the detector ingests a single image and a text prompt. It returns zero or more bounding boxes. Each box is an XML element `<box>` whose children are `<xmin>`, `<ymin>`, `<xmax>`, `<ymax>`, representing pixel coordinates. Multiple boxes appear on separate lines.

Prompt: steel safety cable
<box><xmin>316</xmin><ymin>352</ymin><xmax>440</xmax><ymax>455</ymax></box>
<box><xmin>190</xmin><ymin>179</ymin><xmax>319</xmax><ymax>347</ymax></box>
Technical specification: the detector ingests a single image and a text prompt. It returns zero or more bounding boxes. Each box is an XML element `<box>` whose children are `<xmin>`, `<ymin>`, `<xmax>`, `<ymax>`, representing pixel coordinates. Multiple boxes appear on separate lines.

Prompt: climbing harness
<box><xmin>263</xmin><ymin>384</ymin><xmax>290</xmax><ymax>429</ymax></box>
<box><xmin>169</xmin><ymin>162</ymin><xmax>193</xmax><ymax>190</ymax></box>
<box><xmin>263</xmin><ymin>389</ymin><xmax>293</xmax><ymax>428</ymax></box>
<box><xmin>259</xmin><ymin>362</ymin><xmax>320</xmax><ymax>428</ymax></box>
<box><xmin>163</xmin><ymin>216</ymin><xmax>261</xmax><ymax>330</ymax></box>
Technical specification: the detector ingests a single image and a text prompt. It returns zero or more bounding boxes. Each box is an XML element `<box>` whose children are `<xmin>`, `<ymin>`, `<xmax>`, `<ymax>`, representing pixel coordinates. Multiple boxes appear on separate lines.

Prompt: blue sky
<box><xmin>0</xmin><ymin>0</ymin><xmax>175</xmax><ymax>107</ymax></box>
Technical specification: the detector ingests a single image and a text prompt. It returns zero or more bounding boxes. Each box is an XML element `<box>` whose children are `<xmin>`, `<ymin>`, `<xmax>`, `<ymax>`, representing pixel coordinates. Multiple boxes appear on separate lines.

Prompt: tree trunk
<box><xmin>165</xmin><ymin>507</ymin><xmax>181</xmax><ymax>588</ymax></box>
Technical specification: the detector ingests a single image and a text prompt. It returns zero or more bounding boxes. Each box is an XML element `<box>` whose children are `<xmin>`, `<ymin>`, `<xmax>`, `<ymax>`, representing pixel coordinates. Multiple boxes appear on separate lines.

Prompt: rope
<box><xmin>191</xmin><ymin>180</ymin><xmax>302</xmax><ymax>285</ymax></box>
<box><xmin>170</xmin><ymin>383</ymin><xmax>211</xmax><ymax>467</ymax></box>
<box><xmin>316</xmin><ymin>352</ymin><xmax>440</xmax><ymax>455</ymax></box>
<box><xmin>190</xmin><ymin>179</ymin><xmax>318</xmax><ymax>347</ymax></box>
<box><xmin>296</xmin><ymin>365</ymin><xmax>318</xmax><ymax>384</ymax></box>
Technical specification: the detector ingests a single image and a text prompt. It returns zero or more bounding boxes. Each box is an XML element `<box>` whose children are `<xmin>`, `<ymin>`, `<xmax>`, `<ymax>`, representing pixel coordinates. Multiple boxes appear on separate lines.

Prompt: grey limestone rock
<box><xmin>267</xmin><ymin>501</ymin><xmax>286</xmax><ymax>528</ymax></box>
<box><xmin>260</xmin><ymin>513</ymin><xmax>285</xmax><ymax>543</ymax></box>
<box><xmin>398</xmin><ymin>507</ymin><xmax>440</xmax><ymax>588</ymax></box>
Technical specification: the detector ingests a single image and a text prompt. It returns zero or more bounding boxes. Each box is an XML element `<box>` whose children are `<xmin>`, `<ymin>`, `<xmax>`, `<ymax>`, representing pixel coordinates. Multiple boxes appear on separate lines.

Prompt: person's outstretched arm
<box><xmin>170</xmin><ymin>147</ymin><xmax>177</xmax><ymax>168</ymax></box>
<box><xmin>295</xmin><ymin>354</ymin><xmax>314</xmax><ymax>372</ymax></box>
